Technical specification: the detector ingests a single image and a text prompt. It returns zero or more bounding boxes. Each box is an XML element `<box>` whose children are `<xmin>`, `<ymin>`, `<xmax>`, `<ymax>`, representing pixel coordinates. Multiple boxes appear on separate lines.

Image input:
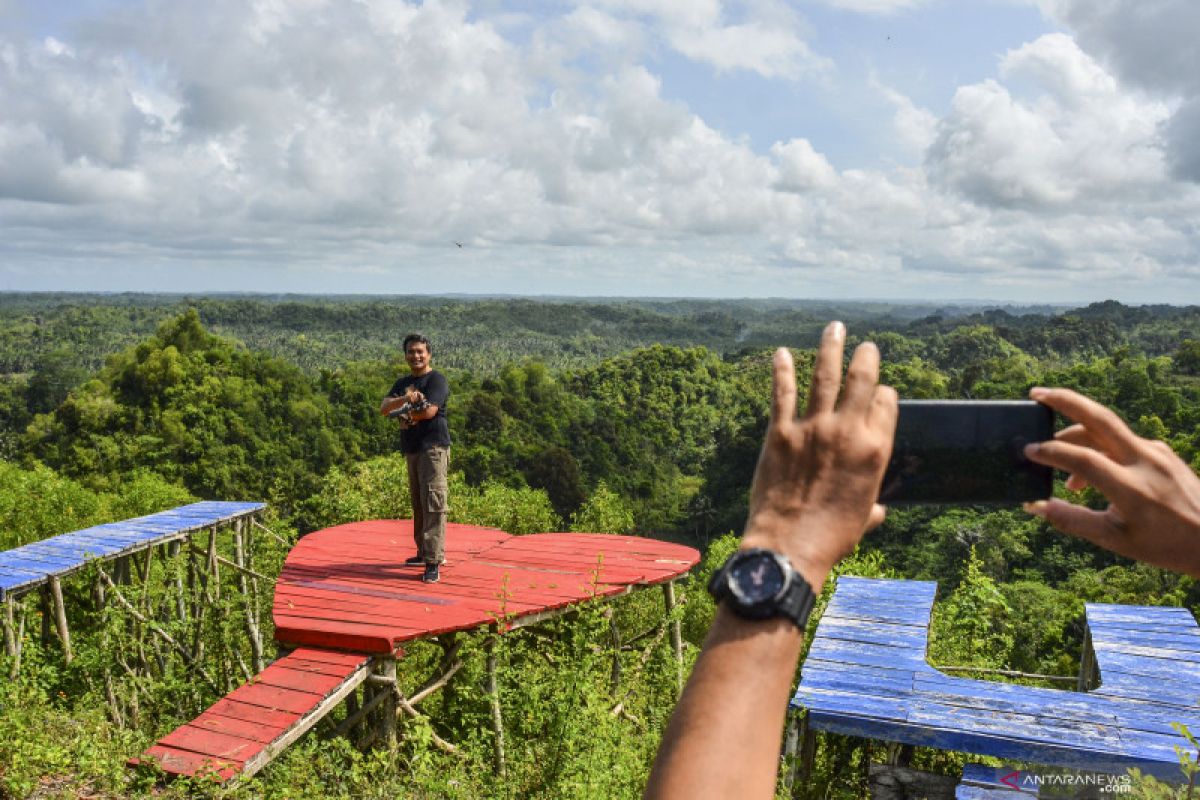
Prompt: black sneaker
<box><xmin>422</xmin><ymin>564</ymin><xmax>440</xmax><ymax>583</ymax></box>
<box><xmin>404</xmin><ymin>555</ymin><xmax>424</xmax><ymax>566</ymax></box>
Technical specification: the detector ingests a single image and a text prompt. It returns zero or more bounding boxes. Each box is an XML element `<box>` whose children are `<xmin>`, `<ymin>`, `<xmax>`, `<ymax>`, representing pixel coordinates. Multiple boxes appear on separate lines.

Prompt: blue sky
<box><xmin>1</xmin><ymin>0</ymin><xmax>1198</xmax><ymax>302</ymax></box>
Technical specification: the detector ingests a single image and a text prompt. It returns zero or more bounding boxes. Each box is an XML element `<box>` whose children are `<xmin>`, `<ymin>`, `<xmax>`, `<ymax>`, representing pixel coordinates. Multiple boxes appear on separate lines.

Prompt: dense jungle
<box><xmin>1</xmin><ymin>293</ymin><xmax>1198</xmax><ymax>798</ymax></box>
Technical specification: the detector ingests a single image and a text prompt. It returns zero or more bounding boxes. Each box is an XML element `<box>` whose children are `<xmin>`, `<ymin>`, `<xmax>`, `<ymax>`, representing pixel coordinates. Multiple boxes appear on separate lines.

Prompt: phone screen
<box><xmin>879</xmin><ymin>400</ymin><xmax>1054</xmax><ymax>505</ymax></box>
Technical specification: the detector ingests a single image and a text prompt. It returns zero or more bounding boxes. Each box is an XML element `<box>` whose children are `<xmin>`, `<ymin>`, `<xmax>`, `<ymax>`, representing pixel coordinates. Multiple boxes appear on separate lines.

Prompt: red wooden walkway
<box><xmin>136</xmin><ymin>521</ymin><xmax>699</xmax><ymax>780</ymax></box>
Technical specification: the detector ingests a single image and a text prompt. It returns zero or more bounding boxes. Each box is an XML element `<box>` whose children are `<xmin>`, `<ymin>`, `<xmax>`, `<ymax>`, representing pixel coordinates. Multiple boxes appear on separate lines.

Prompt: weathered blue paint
<box><xmin>0</xmin><ymin>501</ymin><xmax>266</xmax><ymax>600</ymax></box>
<box><xmin>792</xmin><ymin>577</ymin><xmax>1200</xmax><ymax>782</ymax></box>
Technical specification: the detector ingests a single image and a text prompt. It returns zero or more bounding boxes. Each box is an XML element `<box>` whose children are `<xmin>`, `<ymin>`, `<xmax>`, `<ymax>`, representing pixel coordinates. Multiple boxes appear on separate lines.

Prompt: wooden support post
<box><xmin>8</xmin><ymin>596</ymin><xmax>25</xmax><ymax>678</ymax></box>
<box><xmin>231</xmin><ymin>522</ymin><xmax>265</xmax><ymax>671</ymax></box>
<box><xmin>378</xmin><ymin>658</ymin><xmax>398</xmax><ymax>745</ymax></box>
<box><xmin>3</xmin><ymin>595</ymin><xmax>18</xmax><ymax>658</ymax></box>
<box><xmin>40</xmin><ymin>586</ymin><xmax>52</xmax><ymax>646</ymax></box>
<box><xmin>233</xmin><ymin>520</ymin><xmax>265</xmax><ymax>672</ymax></box>
<box><xmin>362</xmin><ymin>673</ymin><xmax>375</xmax><ymax>738</ymax></box>
<box><xmin>206</xmin><ymin>525</ymin><xmax>220</xmax><ymax>601</ymax></box>
<box><xmin>1078</xmin><ymin>627</ymin><xmax>1095</xmax><ymax>691</ymax></box>
<box><xmin>783</xmin><ymin>709</ymin><xmax>801</xmax><ymax>794</ymax></box>
<box><xmin>115</xmin><ymin>555</ymin><xmax>130</xmax><ymax>584</ymax></box>
<box><xmin>663</xmin><ymin>580</ymin><xmax>684</xmax><ymax>696</ymax></box>
<box><xmin>485</xmin><ymin>635</ymin><xmax>506</xmax><ymax>777</ymax></box>
<box><xmin>167</xmin><ymin>540</ymin><xmax>187</xmax><ymax>623</ymax></box>
<box><xmin>48</xmin><ymin>576</ymin><xmax>72</xmax><ymax>663</ymax></box>
<box><xmin>798</xmin><ymin>711</ymin><xmax>816</xmax><ymax>790</ymax></box>
<box><xmin>345</xmin><ymin>685</ymin><xmax>361</xmax><ymax>740</ymax></box>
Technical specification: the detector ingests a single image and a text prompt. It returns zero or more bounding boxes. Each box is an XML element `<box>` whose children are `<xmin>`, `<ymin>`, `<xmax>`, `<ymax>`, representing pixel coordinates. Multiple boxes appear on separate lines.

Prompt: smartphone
<box><xmin>879</xmin><ymin>400</ymin><xmax>1055</xmax><ymax>505</ymax></box>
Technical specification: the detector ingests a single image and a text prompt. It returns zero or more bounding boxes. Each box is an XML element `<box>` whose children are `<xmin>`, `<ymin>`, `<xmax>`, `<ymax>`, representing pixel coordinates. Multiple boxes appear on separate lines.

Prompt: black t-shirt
<box><xmin>388</xmin><ymin>370</ymin><xmax>451</xmax><ymax>453</ymax></box>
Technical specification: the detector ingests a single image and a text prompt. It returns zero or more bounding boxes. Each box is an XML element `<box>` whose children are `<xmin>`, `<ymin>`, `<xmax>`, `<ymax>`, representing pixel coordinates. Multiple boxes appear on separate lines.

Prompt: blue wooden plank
<box><xmin>15</xmin><ymin>541</ymin><xmax>122</xmax><ymax>562</ymax></box>
<box><xmin>40</xmin><ymin>533</ymin><xmax>132</xmax><ymax>553</ymax></box>
<box><xmin>792</xmin><ymin>685</ymin><xmax>913</xmax><ymax>721</ymax></box>
<box><xmin>1086</xmin><ymin>604</ymin><xmax>1196</xmax><ymax>624</ymax></box>
<box><xmin>0</xmin><ymin>553</ymin><xmax>76</xmax><ymax>572</ymax></box>
<box><xmin>823</xmin><ymin>602</ymin><xmax>934</xmax><ymax>627</ymax></box>
<box><xmin>1092</xmin><ymin>632</ymin><xmax>1200</xmax><ymax>654</ymax></box>
<box><xmin>814</xmin><ymin>616</ymin><xmax>931</xmax><ymax>649</ymax></box>
<box><xmin>797</xmin><ymin>661</ymin><xmax>917</xmax><ymax>698</ymax></box>
<box><xmin>916</xmin><ymin>675</ymin><xmax>1198</xmax><ymax>738</ymax></box>
<box><xmin>1096</xmin><ymin>652</ymin><xmax>1200</xmax><ymax>683</ymax></box>
<box><xmin>806</xmin><ymin>636</ymin><xmax>934</xmax><ymax>670</ymax></box>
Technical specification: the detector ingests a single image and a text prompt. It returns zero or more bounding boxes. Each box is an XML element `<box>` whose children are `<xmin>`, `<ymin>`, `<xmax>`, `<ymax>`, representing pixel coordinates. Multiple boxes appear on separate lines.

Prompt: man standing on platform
<box><xmin>381</xmin><ymin>333</ymin><xmax>451</xmax><ymax>583</ymax></box>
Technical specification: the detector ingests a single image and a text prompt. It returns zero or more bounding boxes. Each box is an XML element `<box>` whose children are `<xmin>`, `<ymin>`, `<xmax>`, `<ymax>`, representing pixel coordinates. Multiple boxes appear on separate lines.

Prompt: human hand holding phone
<box><xmin>1021</xmin><ymin>387</ymin><xmax>1200</xmax><ymax>578</ymax></box>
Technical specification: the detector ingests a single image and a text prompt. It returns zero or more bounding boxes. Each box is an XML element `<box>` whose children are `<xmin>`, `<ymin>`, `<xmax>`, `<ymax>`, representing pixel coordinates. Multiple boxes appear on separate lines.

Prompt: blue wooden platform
<box><xmin>0</xmin><ymin>501</ymin><xmax>265</xmax><ymax>600</ymax></box>
<box><xmin>791</xmin><ymin>577</ymin><xmax>1200</xmax><ymax>782</ymax></box>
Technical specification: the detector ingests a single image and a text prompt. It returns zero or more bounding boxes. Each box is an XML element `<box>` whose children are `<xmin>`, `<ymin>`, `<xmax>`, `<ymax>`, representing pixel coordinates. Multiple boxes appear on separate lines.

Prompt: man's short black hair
<box><xmin>403</xmin><ymin>333</ymin><xmax>432</xmax><ymax>355</ymax></box>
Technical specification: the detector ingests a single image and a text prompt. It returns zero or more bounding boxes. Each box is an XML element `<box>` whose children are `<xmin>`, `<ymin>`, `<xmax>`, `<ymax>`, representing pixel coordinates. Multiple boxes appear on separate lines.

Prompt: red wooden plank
<box><xmin>140</xmin><ymin>745</ymin><xmax>241</xmax><ymax>780</ymax></box>
<box><xmin>189</xmin><ymin>712</ymin><xmax>281</xmax><ymax>743</ymax></box>
<box><xmin>273</xmin><ymin>616</ymin><xmax>400</xmax><ymax>653</ymax></box>
<box><xmin>205</xmin><ymin>698</ymin><xmax>301</xmax><ymax>729</ymax></box>
<box><xmin>288</xmin><ymin>647</ymin><xmax>373</xmax><ymax>665</ymax></box>
<box><xmin>253</xmin><ymin>666</ymin><xmax>351</xmax><ymax>695</ymax></box>
<box><xmin>266</xmin><ymin>656</ymin><xmax>370</xmax><ymax>677</ymax></box>
<box><xmin>227</xmin><ymin>682</ymin><xmax>325</xmax><ymax>715</ymax></box>
<box><xmin>158</xmin><ymin>724</ymin><xmax>266</xmax><ymax>761</ymax></box>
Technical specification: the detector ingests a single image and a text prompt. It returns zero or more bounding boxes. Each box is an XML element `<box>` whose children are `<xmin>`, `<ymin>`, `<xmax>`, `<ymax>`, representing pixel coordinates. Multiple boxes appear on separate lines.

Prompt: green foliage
<box><xmin>3</xmin><ymin>296</ymin><xmax>1200</xmax><ymax>798</ymax></box>
<box><xmin>570</xmin><ymin>482</ymin><xmax>636</xmax><ymax>534</ymax></box>
<box><xmin>929</xmin><ymin>547</ymin><xmax>1014</xmax><ymax>670</ymax></box>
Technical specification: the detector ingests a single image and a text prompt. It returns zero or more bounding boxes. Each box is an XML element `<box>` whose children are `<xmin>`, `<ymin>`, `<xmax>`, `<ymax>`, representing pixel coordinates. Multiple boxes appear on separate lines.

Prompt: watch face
<box><xmin>728</xmin><ymin>552</ymin><xmax>787</xmax><ymax>605</ymax></box>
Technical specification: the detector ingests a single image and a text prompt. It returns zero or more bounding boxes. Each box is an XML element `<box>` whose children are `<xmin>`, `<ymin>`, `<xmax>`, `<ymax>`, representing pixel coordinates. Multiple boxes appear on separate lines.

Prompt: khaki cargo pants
<box><xmin>406</xmin><ymin>446</ymin><xmax>449</xmax><ymax>565</ymax></box>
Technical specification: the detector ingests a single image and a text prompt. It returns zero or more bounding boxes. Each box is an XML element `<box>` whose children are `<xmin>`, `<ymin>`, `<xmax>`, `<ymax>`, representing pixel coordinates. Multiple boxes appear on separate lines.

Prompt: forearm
<box><xmin>408</xmin><ymin>404</ymin><xmax>439</xmax><ymax>421</ymax></box>
<box><xmin>645</xmin><ymin>609</ymin><xmax>804</xmax><ymax>799</ymax></box>
<box><xmin>380</xmin><ymin>396</ymin><xmax>405</xmax><ymax>415</ymax></box>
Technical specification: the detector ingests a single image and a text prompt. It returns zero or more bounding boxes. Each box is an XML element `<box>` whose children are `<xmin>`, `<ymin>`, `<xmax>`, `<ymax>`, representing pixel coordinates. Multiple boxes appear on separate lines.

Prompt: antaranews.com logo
<box><xmin>996</xmin><ymin>767</ymin><xmax>1133</xmax><ymax>795</ymax></box>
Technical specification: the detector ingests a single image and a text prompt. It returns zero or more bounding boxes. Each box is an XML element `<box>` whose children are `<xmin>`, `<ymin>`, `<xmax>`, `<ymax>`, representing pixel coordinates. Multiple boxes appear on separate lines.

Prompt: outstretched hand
<box><xmin>740</xmin><ymin>321</ymin><xmax>898</xmax><ymax>592</ymax></box>
<box><xmin>1023</xmin><ymin>387</ymin><xmax>1200</xmax><ymax>578</ymax></box>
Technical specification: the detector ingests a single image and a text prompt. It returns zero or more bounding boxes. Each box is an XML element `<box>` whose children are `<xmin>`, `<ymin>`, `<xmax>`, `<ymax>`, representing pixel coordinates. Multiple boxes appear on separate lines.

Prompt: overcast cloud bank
<box><xmin>0</xmin><ymin>0</ymin><xmax>1197</xmax><ymax>301</ymax></box>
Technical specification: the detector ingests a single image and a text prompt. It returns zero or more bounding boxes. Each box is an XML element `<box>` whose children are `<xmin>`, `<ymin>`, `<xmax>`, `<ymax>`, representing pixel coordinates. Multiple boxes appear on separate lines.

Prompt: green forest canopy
<box><xmin>0</xmin><ymin>295</ymin><xmax>1198</xmax><ymax>798</ymax></box>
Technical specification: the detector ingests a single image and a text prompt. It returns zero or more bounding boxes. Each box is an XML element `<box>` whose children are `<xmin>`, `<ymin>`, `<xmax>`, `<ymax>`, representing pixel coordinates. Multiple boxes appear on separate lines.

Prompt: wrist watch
<box><xmin>707</xmin><ymin>548</ymin><xmax>816</xmax><ymax>631</ymax></box>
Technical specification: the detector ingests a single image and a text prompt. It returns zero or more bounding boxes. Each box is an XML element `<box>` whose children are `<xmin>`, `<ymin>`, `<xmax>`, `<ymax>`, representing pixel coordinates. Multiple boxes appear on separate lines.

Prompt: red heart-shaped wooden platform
<box><xmin>273</xmin><ymin>521</ymin><xmax>701</xmax><ymax>653</ymax></box>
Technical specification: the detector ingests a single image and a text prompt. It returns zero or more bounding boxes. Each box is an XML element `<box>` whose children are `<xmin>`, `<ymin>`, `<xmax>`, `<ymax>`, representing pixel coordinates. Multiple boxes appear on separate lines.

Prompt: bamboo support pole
<box><xmin>375</xmin><ymin>659</ymin><xmax>398</xmax><ymax>745</ymax></box>
<box><xmin>783</xmin><ymin>710</ymin><xmax>800</xmax><ymax>794</ymax></box>
<box><xmin>610</xmin><ymin>621</ymin><xmax>669</xmax><ymax>716</ymax></box>
<box><xmin>39</xmin><ymin>586</ymin><xmax>51</xmax><ymax>646</ymax></box>
<box><xmin>485</xmin><ymin>635</ymin><xmax>506</xmax><ymax>777</ymax></box>
<box><xmin>207</xmin><ymin>525</ymin><xmax>221</xmax><ymax>601</ymax></box>
<box><xmin>97</xmin><ymin>568</ymin><xmax>219</xmax><ymax>693</ymax></box>
<box><xmin>3</xmin><ymin>595</ymin><xmax>17</xmax><ymax>658</ymax></box>
<box><xmin>393</xmin><ymin>691</ymin><xmax>462</xmax><ymax>756</ymax></box>
<box><xmin>94</xmin><ymin>571</ymin><xmax>106</xmax><ymax>609</ymax></box>
<box><xmin>335</xmin><ymin>686</ymin><xmax>391</xmax><ymax>737</ymax></box>
<box><xmin>344</xmin><ymin>686</ymin><xmax>361</xmax><ymax>739</ymax></box>
<box><xmin>9</xmin><ymin>599</ymin><xmax>25</xmax><ymax>678</ymax></box>
<box><xmin>663</xmin><ymin>580</ymin><xmax>683</xmax><ymax>696</ymax></box>
<box><xmin>252</xmin><ymin>518</ymin><xmax>290</xmax><ymax>547</ymax></box>
<box><xmin>408</xmin><ymin>658</ymin><xmax>463</xmax><ymax>705</ymax></box>
<box><xmin>1078</xmin><ymin>627</ymin><xmax>1095</xmax><ymax>691</ymax></box>
<box><xmin>233</xmin><ymin>520</ymin><xmax>265</xmax><ymax>672</ymax></box>
<box><xmin>168</xmin><ymin>540</ymin><xmax>187</xmax><ymax>623</ymax></box>
<box><xmin>48</xmin><ymin>576</ymin><xmax>72</xmax><ymax>663</ymax></box>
